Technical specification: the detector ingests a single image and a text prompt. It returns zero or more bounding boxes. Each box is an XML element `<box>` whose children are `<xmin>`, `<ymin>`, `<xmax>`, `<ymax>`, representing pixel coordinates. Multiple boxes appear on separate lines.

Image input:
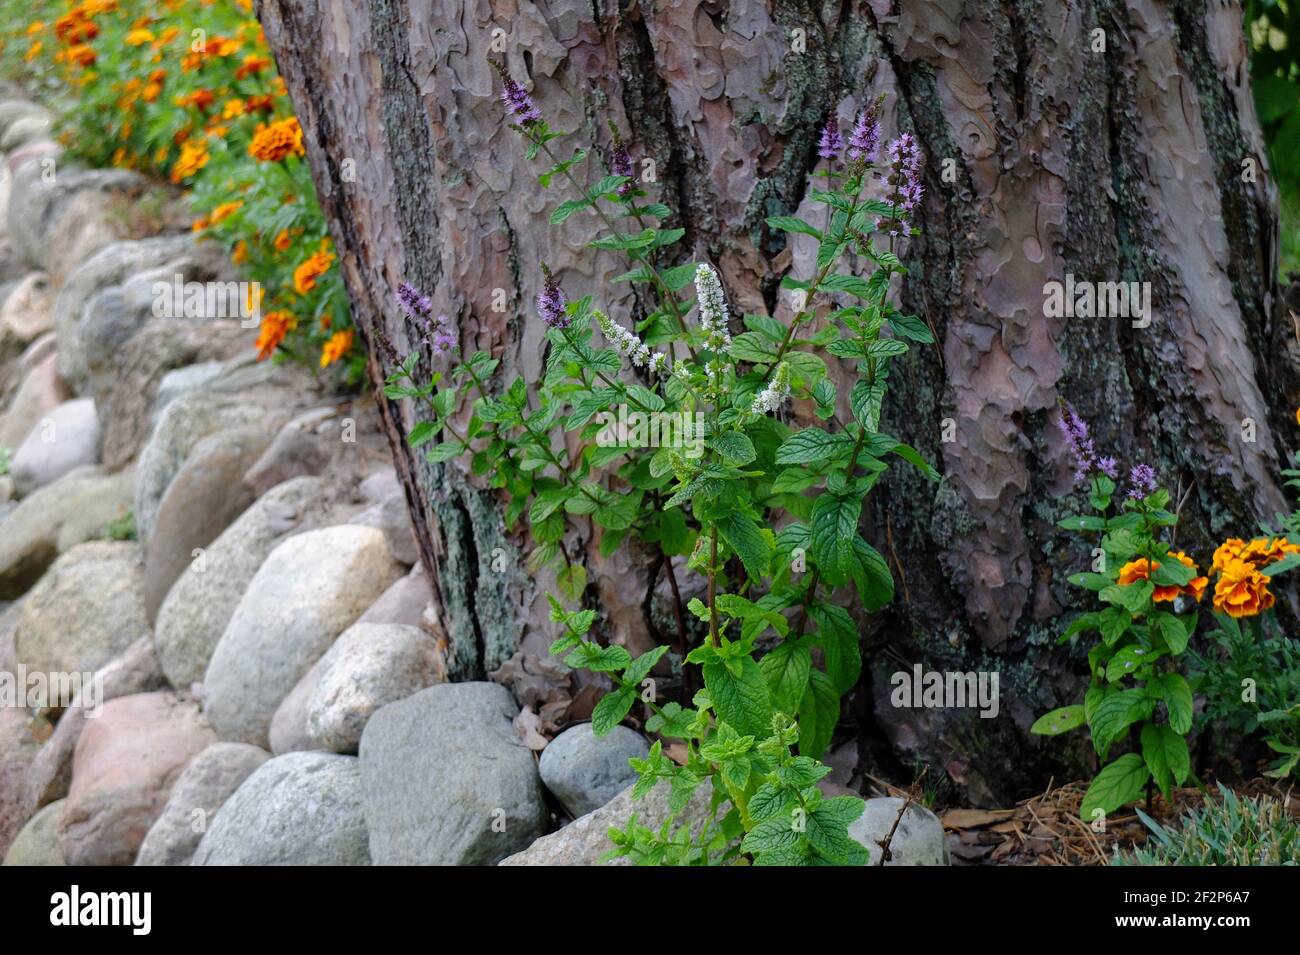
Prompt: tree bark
<box><xmin>258</xmin><ymin>0</ymin><xmax>1293</xmax><ymax>804</ymax></box>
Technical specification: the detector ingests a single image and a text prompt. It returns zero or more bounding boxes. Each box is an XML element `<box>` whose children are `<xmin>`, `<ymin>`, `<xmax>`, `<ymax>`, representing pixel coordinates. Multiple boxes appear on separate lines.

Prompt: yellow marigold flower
<box><xmin>221</xmin><ymin>98</ymin><xmax>245</xmax><ymax>119</ymax></box>
<box><xmin>248</xmin><ymin>117</ymin><xmax>304</xmax><ymax>162</ymax></box>
<box><xmin>157</xmin><ymin>27</ymin><xmax>179</xmax><ymax>45</ymax></box>
<box><xmin>320</xmin><ymin>329</ymin><xmax>354</xmax><ymax>368</ymax></box>
<box><xmin>111</xmin><ymin>147</ymin><xmax>126</xmax><ymax>166</ymax></box>
<box><xmin>1211</xmin><ymin>538</ymin><xmax>1246</xmax><ymax>573</ymax></box>
<box><xmin>293</xmin><ymin>247</ymin><xmax>334</xmax><ymax>295</ymax></box>
<box><xmin>153</xmin><ymin>145</ymin><xmax>168</xmax><ymax>164</ymax></box>
<box><xmin>255</xmin><ymin>310</ymin><xmax>295</xmax><ymax>361</ymax></box>
<box><xmin>170</xmin><ymin>137</ymin><xmax>209</xmax><ymax>183</ymax></box>
<box><xmin>26</xmin><ymin>22</ymin><xmax>45</xmax><ymax>36</ymax></box>
<box><xmin>1212</xmin><ymin>557</ymin><xmax>1275</xmax><ymax>618</ymax></box>
<box><xmin>25</xmin><ymin>41</ymin><xmax>43</xmax><ymax>61</ymax></box>
<box><xmin>125</xmin><ymin>29</ymin><xmax>154</xmax><ymax>46</ymax></box>
<box><xmin>142</xmin><ymin>82</ymin><xmax>162</xmax><ymax>102</ymax></box>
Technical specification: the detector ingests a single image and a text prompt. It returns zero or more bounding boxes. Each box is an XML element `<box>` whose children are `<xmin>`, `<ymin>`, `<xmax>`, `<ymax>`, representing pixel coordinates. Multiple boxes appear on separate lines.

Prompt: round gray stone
<box><xmin>539</xmin><ymin>723</ymin><xmax>649</xmax><ymax>817</ymax></box>
<box><xmin>191</xmin><ymin>751</ymin><xmax>369</xmax><ymax>866</ymax></box>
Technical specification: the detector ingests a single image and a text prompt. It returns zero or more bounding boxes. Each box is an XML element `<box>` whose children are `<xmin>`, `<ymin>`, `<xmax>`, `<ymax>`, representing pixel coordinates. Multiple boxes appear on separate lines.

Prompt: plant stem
<box><xmin>536</xmin><ymin>137</ymin><xmax>697</xmax><ymax>360</ymax></box>
<box><xmin>708</xmin><ymin>525</ymin><xmax>720</xmax><ymax>646</ymax></box>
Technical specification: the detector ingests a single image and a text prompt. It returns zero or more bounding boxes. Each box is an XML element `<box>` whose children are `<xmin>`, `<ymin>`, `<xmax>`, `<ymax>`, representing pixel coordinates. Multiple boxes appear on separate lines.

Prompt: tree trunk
<box><xmin>257</xmin><ymin>0</ymin><xmax>1293</xmax><ymax>804</ymax></box>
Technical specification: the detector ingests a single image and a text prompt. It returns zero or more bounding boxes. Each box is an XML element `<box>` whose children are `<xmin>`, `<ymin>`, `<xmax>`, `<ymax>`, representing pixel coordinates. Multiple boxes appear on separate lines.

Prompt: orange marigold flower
<box><xmin>1295</xmin><ymin>404</ymin><xmax>1300</xmax><ymax>426</ymax></box>
<box><xmin>1117</xmin><ymin>558</ymin><xmax>1155</xmax><ymax>588</ymax></box>
<box><xmin>255</xmin><ymin>310</ymin><xmax>295</xmax><ymax>361</ymax></box>
<box><xmin>175</xmin><ymin>89</ymin><xmax>215</xmax><ymax>111</ymax></box>
<box><xmin>1215</xmin><ymin>536</ymin><xmax>1299</xmax><ymax>572</ymax></box>
<box><xmin>273</xmin><ymin>228</ymin><xmax>293</xmax><ymax>252</ymax></box>
<box><xmin>170</xmin><ymin>137</ymin><xmax>209</xmax><ymax>182</ymax></box>
<box><xmin>245</xmin><ymin>94</ymin><xmax>275</xmax><ymax>113</ymax></box>
<box><xmin>248</xmin><ymin>117</ymin><xmax>304</xmax><ymax>162</ymax></box>
<box><xmin>25</xmin><ymin>41</ymin><xmax>43</xmax><ymax>61</ymax></box>
<box><xmin>66</xmin><ymin>44</ymin><xmax>96</xmax><ymax>67</ymax></box>
<box><xmin>26</xmin><ymin>22</ymin><xmax>45</xmax><ymax>36</ymax></box>
<box><xmin>206</xmin><ymin>200</ymin><xmax>242</xmax><ymax>226</ymax></box>
<box><xmin>1162</xmin><ymin>551</ymin><xmax>1207</xmax><ymax>602</ymax></box>
<box><xmin>293</xmin><ymin>247</ymin><xmax>334</xmax><ymax>295</ymax></box>
<box><xmin>231</xmin><ymin>240</ymin><xmax>249</xmax><ymax>264</ymax></box>
<box><xmin>1117</xmin><ymin>554</ymin><xmax>1206</xmax><ymax>603</ymax></box>
<box><xmin>234</xmin><ymin>54</ymin><xmax>270</xmax><ymax>80</ymax></box>
<box><xmin>142</xmin><ymin>81</ymin><xmax>162</xmax><ymax>102</ymax></box>
<box><xmin>149</xmin><ymin>68</ymin><xmax>166</xmax><ymax>83</ymax></box>
<box><xmin>319</xmin><ymin>329</ymin><xmax>353</xmax><ymax>368</ymax></box>
<box><xmin>210</xmin><ymin>36</ymin><xmax>242</xmax><ymax>57</ymax></box>
<box><xmin>191</xmin><ymin>215</ymin><xmax>209</xmax><ymax>232</ymax></box>
<box><xmin>125</xmin><ymin>28</ymin><xmax>155</xmax><ymax>46</ymax></box>
<box><xmin>55</xmin><ymin>13</ymin><xmax>98</xmax><ymax>44</ymax></box>
<box><xmin>156</xmin><ymin>26</ymin><xmax>179</xmax><ymax>45</ymax></box>
<box><xmin>1212</xmin><ymin>557</ymin><xmax>1275</xmax><ymax>619</ymax></box>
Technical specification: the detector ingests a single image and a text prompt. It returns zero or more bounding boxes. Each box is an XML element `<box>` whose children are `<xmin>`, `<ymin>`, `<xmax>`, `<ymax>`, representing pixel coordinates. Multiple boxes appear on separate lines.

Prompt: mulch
<box><xmin>867</xmin><ymin>776</ymin><xmax>1298</xmax><ymax>865</ymax></box>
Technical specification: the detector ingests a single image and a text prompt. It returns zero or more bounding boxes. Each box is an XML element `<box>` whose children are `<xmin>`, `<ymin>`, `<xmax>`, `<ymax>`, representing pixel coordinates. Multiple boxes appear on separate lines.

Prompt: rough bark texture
<box><xmin>258</xmin><ymin>0</ymin><xmax>1294</xmax><ymax>804</ymax></box>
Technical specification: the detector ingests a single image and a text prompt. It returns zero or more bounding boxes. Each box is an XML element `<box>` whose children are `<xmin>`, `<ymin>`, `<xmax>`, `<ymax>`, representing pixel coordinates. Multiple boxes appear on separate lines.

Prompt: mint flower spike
<box><xmin>537</xmin><ymin>264</ymin><xmax>569</xmax><ymax>329</ymax></box>
<box><xmin>595</xmin><ymin>309</ymin><xmax>668</xmax><ymax>374</ymax></box>
<box><xmin>751</xmin><ymin>361</ymin><xmax>791</xmax><ymax>415</ymax></box>
<box><xmin>490</xmin><ymin>58</ymin><xmax>541</xmax><ymax>127</ymax></box>
<box><xmin>818</xmin><ymin>116</ymin><xmax>843</xmax><ymax>161</ymax></box>
<box><xmin>693</xmin><ymin>263</ymin><xmax>732</xmax><ymax>352</ymax></box>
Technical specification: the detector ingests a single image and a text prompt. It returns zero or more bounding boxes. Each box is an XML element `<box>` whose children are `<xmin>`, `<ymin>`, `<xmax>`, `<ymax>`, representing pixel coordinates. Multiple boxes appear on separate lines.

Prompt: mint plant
<box><xmin>384</xmin><ymin>66</ymin><xmax>937</xmax><ymax>864</ymax></box>
<box><xmin>1032</xmin><ymin>413</ymin><xmax>1203</xmax><ymax>820</ymax></box>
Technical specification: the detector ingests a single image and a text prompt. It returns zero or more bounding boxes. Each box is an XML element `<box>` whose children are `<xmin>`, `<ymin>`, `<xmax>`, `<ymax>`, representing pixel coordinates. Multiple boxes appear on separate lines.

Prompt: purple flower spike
<box><xmin>396</xmin><ymin>281</ymin><xmax>433</xmax><ymax>320</ymax></box>
<box><xmin>491</xmin><ymin>60</ymin><xmax>541</xmax><ymax>127</ymax></box>
<box><xmin>537</xmin><ymin>265</ymin><xmax>569</xmax><ymax>329</ymax></box>
<box><xmin>611</xmin><ymin>144</ymin><xmax>633</xmax><ymax>196</ymax></box>
<box><xmin>877</xmin><ymin>132</ymin><xmax>924</xmax><ymax>235</ymax></box>
<box><xmin>846</xmin><ymin>105</ymin><xmax>880</xmax><ymax>163</ymax></box>
<box><xmin>818</xmin><ymin>116</ymin><xmax>843</xmax><ymax>161</ymax></box>
<box><xmin>1128</xmin><ymin>463</ymin><xmax>1158</xmax><ymax>499</ymax></box>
